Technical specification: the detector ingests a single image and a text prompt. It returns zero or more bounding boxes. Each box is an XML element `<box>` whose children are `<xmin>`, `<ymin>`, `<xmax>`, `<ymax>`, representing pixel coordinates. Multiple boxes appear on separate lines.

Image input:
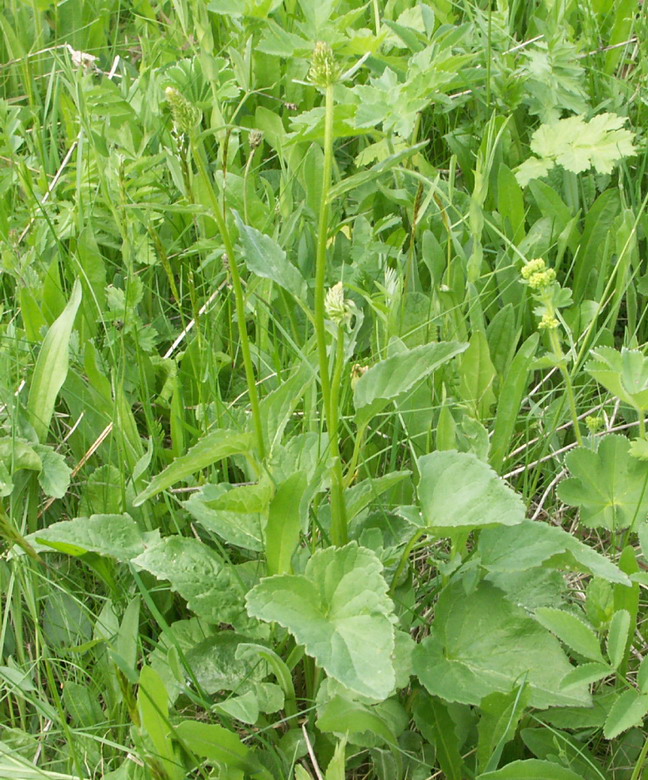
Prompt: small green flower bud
<box><xmin>538</xmin><ymin>312</ymin><xmax>559</xmax><ymax>330</ymax></box>
<box><xmin>165</xmin><ymin>86</ymin><xmax>201</xmax><ymax>135</ymax></box>
<box><xmin>521</xmin><ymin>257</ymin><xmax>546</xmax><ymax>280</ymax></box>
<box><xmin>585</xmin><ymin>415</ymin><xmax>603</xmax><ymax>434</ymax></box>
<box><xmin>249</xmin><ymin>130</ymin><xmax>264</xmax><ymax>149</ymax></box>
<box><xmin>309</xmin><ymin>41</ymin><xmax>340</xmax><ymax>87</ymax></box>
<box><xmin>528</xmin><ymin>268</ymin><xmax>556</xmax><ymax>290</ymax></box>
<box><xmin>325</xmin><ymin>281</ymin><xmax>352</xmax><ymax>326</ymax></box>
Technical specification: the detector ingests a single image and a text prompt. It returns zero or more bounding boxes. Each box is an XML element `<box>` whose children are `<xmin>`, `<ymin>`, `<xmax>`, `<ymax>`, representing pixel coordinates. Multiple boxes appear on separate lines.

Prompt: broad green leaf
<box><xmin>133</xmin><ymin>430</ymin><xmax>254</xmax><ymax>505</ymax></box>
<box><xmin>27</xmin><ymin>280</ymin><xmax>82</xmax><ymax>442</ymax></box>
<box><xmin>33</xmin><ymin>514</ymin><xmax>145</xmax><ymax>560</ymax></box>
<box><xmin>490</xmin><ymin>334</ymin><xmax>539</xmax><ymax>474</ymax></box>
<box><xmin>353</xmin><ymin>341</ymin><xmax>468</xmax><ymax>426</ymax></box>
<box><xmin>184</xmin><ymin>633</ymin><xmax>268</xmax><ymax>695</ymax></box>
<box><xmin>603</xmin><ymin>689</ymin><xmax>648</xmax><ymax>739</ymax></box>
<box><xmin>133</xmin><ymin>536</ymin><xmax>247</xmax><ymax>626</ymax></box>
<box><xmin>345</xmin><ymin>471</ymin><xmax>412</xmax><ymax>522</ymax></box>
<box><xmin>479</xmin><ymin>521</ymin><xmax>630</xmax><ymax>585</ymax></box>
<box><xmin>246</xmin><ymin>543</ymin><xmax>396</xmax><ymax>700</ymax></box>
<box><xmin>607</xmin><ymin>609</ymin><xmax>631</xmax><ymax>669</ymax></box>
<box><xmin>534</xmin><ymin>608</ymin><xmax>604</xmax><ymax>662</ymax></box>
<box><xmin>325</xmin><ymin>738</ymin><xmax>347</xmax><ymax>780</ymax></box>
<box><xmin>235</xmin><ymin>213</ymin><xmax>307</xmax><ymax>299</ymax></box>
<box><xmin>478</xmin><ymin>758</ymin><xmax>583</xmax><ymax>779</ymax></box>
<box><xmin>413</xmin><ymin>581</ymin><xmax>591</xmax><ymax>708</ymax></box>
<box><xmin>638</xmin><ymin>656</ymin><xmax>648</xmax><ymax>693</ymax></box>
<box><xmin>265</xmin><ymin>471</ymin><xmax>308</xmax><ymax>575</ymax></box>
<box><xmin>477</xmin><ymin>687</ymin><xmax>531</xmax><ymax>773</ymax></box>
<box><xmin>418</xmin><ymin>451</ymin><xmax>525</xmax><ymax>528</ymax></box>
<box><xmin>557</xmin><ymin>435</ymin><xmax>648</xmax><ymax>531</ymax></box>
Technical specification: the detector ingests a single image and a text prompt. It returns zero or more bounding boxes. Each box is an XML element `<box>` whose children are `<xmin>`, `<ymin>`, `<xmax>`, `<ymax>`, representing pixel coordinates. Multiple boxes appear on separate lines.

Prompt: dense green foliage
<box><xmin>1</xmin><ymin>0</ymin><xmax>648</xmax><ymax>777</ymax></box>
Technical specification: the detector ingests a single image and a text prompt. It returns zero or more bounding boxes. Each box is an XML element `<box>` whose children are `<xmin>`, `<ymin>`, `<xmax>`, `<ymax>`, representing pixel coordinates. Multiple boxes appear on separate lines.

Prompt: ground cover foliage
<box><xmin>1</xmin><ymin>0</ymin><xmax>648</xmax><ymax>777</ymax></box>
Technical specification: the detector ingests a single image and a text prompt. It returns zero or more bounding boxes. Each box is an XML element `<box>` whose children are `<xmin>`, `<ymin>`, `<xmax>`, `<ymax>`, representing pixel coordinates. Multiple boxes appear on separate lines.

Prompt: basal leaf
<box><xmin>557</xmin><ymin>435</ymin><xmax>648</xmax><ymax>531</ymax></box>
<box><xmin>33</xmin><ymin>514</ymin><xmax>145</xmax><ymax>560</ymax></box>
<box><xmin>353</xmin><ymin>341</ymin><xmax>467</xmax><ymax>427</ymax></box>
<box><xmin>413</xmin><ymin>581</ymin><xmax>591</xmax><ymax>708</ymax></box>
<box><xmin>479</xmin><ymin>521</ymin><xmax>630</xmax><ymax>584</ymax></box>
<box><xmin>246</xmin><ymin>542</ymin><xmax>396</xmax><ymax>700</ymax></box>
<box><xmin>133</xmin><ymin>429</ymin><xmax>254</xmax><ymax>506</ymax></box>
<box><xmin>418</xmin><ymin>451</ymin><xmax>525</xmax><ymax>528</ymax></box>
<box><xmin>478</xmin><ymin>758</ymin><xmax>584</xmax><ymax>779</ymax></box>
<box><xmin>133</xmin><ymin>536</ymin><xmax>247</xmax><ymax>626</ymax></box>
<box><xmin>27</xmin><ymin>280</ymin><xmax>82</xmax><ymax>442</ymax></box>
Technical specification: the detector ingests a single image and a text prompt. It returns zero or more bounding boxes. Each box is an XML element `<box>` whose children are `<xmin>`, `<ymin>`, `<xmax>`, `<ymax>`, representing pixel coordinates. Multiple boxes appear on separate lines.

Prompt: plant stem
<box><xmin>549</xmin><ymin>328</ymin><xmax>583</xmax><ymax>447</ymax></box>
<box><xmin>191</xmin><ymin>138</ymin><xmax>266</xmax><ymax>460</ymax></box>
<box><xmin>314</xmin><ymin>84</ymin><xmax>347</xmax><ymax>545</ymax></box>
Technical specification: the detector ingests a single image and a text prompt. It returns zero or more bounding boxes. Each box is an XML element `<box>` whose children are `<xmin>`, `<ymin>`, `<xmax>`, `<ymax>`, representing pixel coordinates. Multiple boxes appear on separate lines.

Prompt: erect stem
<box><xmin>314</xmin><ymin>84</ymin><xmax>347</xmax><ymax>545</ymax></box>
<box><xmin>548</xmin><ymin>327</ymin><xmax>583</xmax><ymax>447</ymax></box>
<box><xmin>191</xmin><ymin>138</ymin><xmax>266</xmax><ymax>460</ymax></box>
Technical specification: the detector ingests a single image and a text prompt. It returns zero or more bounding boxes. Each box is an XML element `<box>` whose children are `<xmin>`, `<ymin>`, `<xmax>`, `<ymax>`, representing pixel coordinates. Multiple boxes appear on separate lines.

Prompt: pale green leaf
<box><xmin>33</xmin><ymin>445</ymin><xmax>71</xmax><ymax>499</ymax></box>
<box><xmin>418</xmin><ymin>450</ymin><xmax>525</xmax><ymax>528</ymax></box>
<box><xmin>557</xmin><ymin>435</ymin><xmax>648</xmax><ymax>531</ymax></box>
<box><xmin>603</xmin><ymin>689</ymin><xmax>648</xmax><ymax>739</ymax></box>
<box><xmin>479</xmin><ymin>521</ymin><xmax>630</xmax><ymax>584</ymax></box>
<box><xmin>246</xmin><ymin>542</ymin><xmax>396</xmax><ymax>700</ymax></box>
<box><xmin>478</xmin><ymin>758</ymin><xmax>583</xmax><ymax>779</ymax></box>
<box><xmin>33</xmin><ymin>514</ymin><xmax>145</xmax><ymax>560</ymax></box>
<box><xmin>534</xmin><ymin>608</ymin><xmax>604</xmax><ymax>662</ymax></box>
<box><xmin>353</xmin><ymin>341</ymin><xmax>467</xmax><ymax>426</ymax></box>
<box><xmin>133</xmin><ymin>429</ymin><xmax>254</xmax><ymax>505</ymax></box>
<box><xmin>235</xmin><ymin>213</ymin><xmax>307</xmax><ymax>299</ymax></box>
<box><xmin>607</xmin><ymin>609</ymin><xmax>631</xmax><ymax>669</ymax></box>
<box><xmin>413</xmin><ymin>581</ymin><xmax>592</xmax><ymax>708</ymax></box>
<box><xmin>28</xmin><ymin>280</ymin><xmax>82</xmax><ymax>442</ymax></box>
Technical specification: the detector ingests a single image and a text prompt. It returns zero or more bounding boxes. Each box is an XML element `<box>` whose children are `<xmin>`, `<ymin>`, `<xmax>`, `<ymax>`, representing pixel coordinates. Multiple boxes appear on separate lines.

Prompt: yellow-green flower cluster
<box><xmin>521</xmin><ymin>258</ymin><xmax>556</xmax><ymax>290</ymax></box>
<box><xmin>538</xmin><ymin>312</ymin><xmax>559</xmax><ymax>330</ymax></box>
<box><xmin>586</xmin><ymin>415</ymin><xmax>603</xmax><ymax>434</ymax></box>
<box><xmin>309</xmin><ymin>42</ymin><xmax>340</xmax><ymax>87</ymax></box>
<box><xmin>165</xmin><ymin>86</ymin><xmax>201</xmax><ymax>136</ymax></box>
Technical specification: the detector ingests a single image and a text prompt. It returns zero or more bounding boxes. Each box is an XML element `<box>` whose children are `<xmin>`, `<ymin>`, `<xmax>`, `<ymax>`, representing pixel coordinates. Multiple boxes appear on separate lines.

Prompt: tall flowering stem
<box><xmin>311</xmin><ymin>44</ymin><xmax>348</xmax><ymax>545</ymax></box>
<box><xmin>522</xmin><ymin>258</ymin><xmax>583</xmax><ymax>446</ymax></box>
<box><xmin>166</xmin><ymin>87</ymin><xmax>266</xmax><ymax>460</ymax></box>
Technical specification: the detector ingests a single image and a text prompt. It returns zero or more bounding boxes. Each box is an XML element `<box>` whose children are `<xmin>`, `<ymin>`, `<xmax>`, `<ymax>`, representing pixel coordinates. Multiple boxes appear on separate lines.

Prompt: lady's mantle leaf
<box><xmin>413</xmin><ymin>581</ymin><xmax>591</xmax><ymax>709</ymax></box>
<box><xmin>418</xmin><ymin>451</ymin><xmax>525</xmax><ymax>528</ymax></box>
<box><xmin>246</xmin><ymin>542</ymin><xmax>396</xmax><ymax>700</ymax></box>
<box><xmin>516</xmin><ymin>113</ymin><xmax>635</xmax><ymax>186</ymax></box>
<box><xmin>603</xmin><ymin>689</ymin><xmax>648</xmax><ymax>739</ymax></box>
<box><xmin>557</xmin><ymin>435</ymin><xmax>648</xmax><ymax>531</ymax></box>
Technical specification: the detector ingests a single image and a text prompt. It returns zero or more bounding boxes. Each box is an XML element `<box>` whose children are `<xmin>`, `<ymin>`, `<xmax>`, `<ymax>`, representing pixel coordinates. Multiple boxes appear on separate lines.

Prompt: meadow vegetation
<box><xmin>1</xmin><ymin>0</ymin><xmax>648</xmax><ymax>777</ymax></box>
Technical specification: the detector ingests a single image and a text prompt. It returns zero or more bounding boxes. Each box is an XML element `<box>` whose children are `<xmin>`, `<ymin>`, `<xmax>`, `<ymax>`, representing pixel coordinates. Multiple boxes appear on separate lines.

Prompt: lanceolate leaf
<box><xmin>246</xmin><ymin>542</ymin><xmax>396</xmax><ymax>700</ymax></box>
<box><xmin>413</xmin><ymin>581</ymin><xmax>591</xmax><ymax>708</ymax></box>
<box><xmin>28</xmin><ymin>280</ymin><xmax>82</xmax><ymax>442</ymax></box>
<box><xmin>418</xmin><ymin>451</ymin><xmax>525</xmax><ymax>528</ymax></box>
<box><xmin>133</xmin><ymin>430</ymin><xmax>255</xmax><ymax>506</ymax></box>
<box><xmin>353</xmin><ymin>341</ymin><xmax>468</xmax><ymax>427</ymax></box>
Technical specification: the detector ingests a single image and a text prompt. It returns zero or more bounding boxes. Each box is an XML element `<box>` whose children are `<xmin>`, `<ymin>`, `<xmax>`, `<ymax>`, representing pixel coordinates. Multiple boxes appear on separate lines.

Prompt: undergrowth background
<box><xmin>1</xmin><ymin>0</ymin><xmax>648</xmax><ymax>778</ymax></box>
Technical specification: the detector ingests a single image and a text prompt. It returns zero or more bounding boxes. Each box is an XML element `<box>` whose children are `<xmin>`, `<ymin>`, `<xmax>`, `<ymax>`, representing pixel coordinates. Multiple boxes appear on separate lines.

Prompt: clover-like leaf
<box><xmin>557</xmin><ymin>435</ymin><xmax>648</xmax><ymax>531</ymax></box>
<box><xmin>586</xmin><ymin>346</ymin><xmax>648</xmax><ymax>411</ymax></box>
<box><xmin>413</xmin><ymin>581</ymin><xmax>591</xmax><ymax>708</ymax></box>
<box><xmin>246</xmin><ymin>543</ymin><xmax>396</xmax><ymax>700</ymax></box>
